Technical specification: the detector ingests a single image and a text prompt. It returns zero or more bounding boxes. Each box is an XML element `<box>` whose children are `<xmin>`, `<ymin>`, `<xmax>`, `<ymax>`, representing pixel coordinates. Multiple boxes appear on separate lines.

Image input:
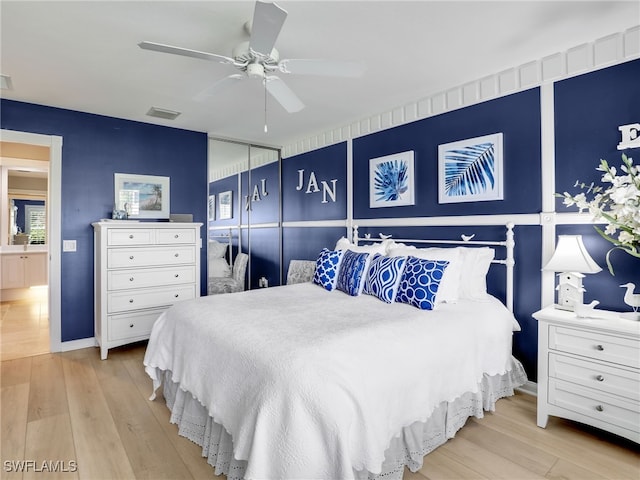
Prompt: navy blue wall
<box><xmin>354</xmin><ymin>89</ymin><xmax>542</xmax><ymax>219</ymax></box>
<box><xmin>553</xmin><ymin>60</ymin><xmax>640</xmax><ymax>311</ymax></box>
<box><xmin>1</xmin><ymin>99</ymin><xmax>208</xmax><ymax>342</ymax></box>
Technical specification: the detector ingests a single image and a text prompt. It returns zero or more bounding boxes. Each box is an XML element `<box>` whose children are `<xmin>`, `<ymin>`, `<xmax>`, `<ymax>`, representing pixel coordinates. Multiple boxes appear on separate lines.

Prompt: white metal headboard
<box><xmin>353</xmin><ymin>222</ymin><xmax>515</xmax><ymax>312</ymax></box>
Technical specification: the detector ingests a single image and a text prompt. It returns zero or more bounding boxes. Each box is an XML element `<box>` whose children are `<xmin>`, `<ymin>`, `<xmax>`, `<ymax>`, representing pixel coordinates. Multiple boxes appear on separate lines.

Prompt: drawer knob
<box><xmin>129</xmin><ymin>299</ymin><xmax>134</xmax><ymax>303</ymax></box>
<box><xmin>174</xmin><ymin>253</ymin><xmax>179</xmax><ymax>257</ymax></box>
<box><xmin>129</xmin><ymin>324</ymin><xmax>134</xmax><ymax>328</ymax></box>
<box><xmin>129</xmin><ymin>277</ymin><xmax>134</xmax><ymax>282</ymax></box>
<box><xmin>595</xmin><ymin>405</ymin><xmax>604</xmax><ymax>412</ymax></box>
<box><xmin>174</xmin><ymin>274</ymin><xmax>179</xmax><ymax>278</ymax></box>
<box><xmin>129</xmin><ymin>235</ymin><xmax>134</xmax><ymax>239</ymax></box>
<box><xmin>174</xmin><ymin>294</ymin><xmax>179</xmax><ymax>298</ymax></box>
<box><xmin>595</xmin><ymin>344</ymin><xmax>604</xmax><ymax>351</ymax></box>
<box><xmin>174</xmin><ymin>234</ymin><xmax>179</xmax><ymax>238</ymax></box>
<box><xmin>596</xmin><ymin>374</ymin><xmax>605</xmax><ymax>382</ymax></box>
<box><xmin>129</xmin><ymin>255</ymin><xmax>134</xmax><ymax>260</ymax></box>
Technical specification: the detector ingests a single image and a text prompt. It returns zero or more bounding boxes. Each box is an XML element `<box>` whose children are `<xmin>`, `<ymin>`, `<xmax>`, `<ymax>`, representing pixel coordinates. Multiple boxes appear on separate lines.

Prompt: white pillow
<box><xmin>209</xmin><ymin>257</ymin><xmax>231</xmax><ymax>277</ymax></box>
<box><xmin>209</xmin><ymin>239</ymin><xmax>227</xmax><ymax>258</ymax></box>
<box><xmin>208</xmin><ymin>240</ymin><xmax>231</xmax><ymax>277</ymax></box>
<box><xmin>387</xmin><ymin>246</ymin><xmax>463</xmax><ymax>303</ymax></box>
<box><xmin>458</xmin><ymin>247</ymin><xmax>495</xmax><ymax>300</ymax></box>
<box><xmin>334</xmin><ymin>237</ymin><xmax>387</xmax><ymax>256</ymax></box>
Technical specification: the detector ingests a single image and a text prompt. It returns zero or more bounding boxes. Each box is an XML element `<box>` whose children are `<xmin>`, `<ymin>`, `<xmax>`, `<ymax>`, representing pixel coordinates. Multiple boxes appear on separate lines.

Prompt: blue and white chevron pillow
<box><xmin>363</xmin><ymin>254</ymin><xmax>407</xmax><ymax>303</ymax></box>
<box><xmin>336</xmin><ymin>250</ymin><xmax>371</xmax><ymax>296</ymax></box>
<box><xmin>396</xmin><ymin>256</ymin><xmax>449</xmax><ymax>310</ymax></box>
<box><xmin>313</xmin><ymin>248</ymin><xmax>344</xmax><ymax>291</ymax></box>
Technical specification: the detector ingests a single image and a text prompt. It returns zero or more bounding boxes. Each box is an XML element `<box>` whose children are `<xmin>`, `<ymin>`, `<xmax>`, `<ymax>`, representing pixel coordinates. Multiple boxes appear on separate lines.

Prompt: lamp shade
<box><xmin>544</xmin><ymin>235</ymin><xmax>602</xmax><ymax>274</ymax></box>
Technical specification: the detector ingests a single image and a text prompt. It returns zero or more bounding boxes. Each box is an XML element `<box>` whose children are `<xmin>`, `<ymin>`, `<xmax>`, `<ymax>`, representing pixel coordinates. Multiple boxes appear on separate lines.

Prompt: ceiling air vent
<box><xmin>146</xmin><ymin>106</ymin><xmax>181</xmax><ymax>120</ymax></box>
<box><xmin>1</xmin><ymin>75</ymin><xmax>13</xmax><ymax>90</ymax></box>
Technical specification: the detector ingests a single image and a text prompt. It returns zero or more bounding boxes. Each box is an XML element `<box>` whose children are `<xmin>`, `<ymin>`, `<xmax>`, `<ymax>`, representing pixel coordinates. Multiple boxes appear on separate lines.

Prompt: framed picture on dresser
<box><xmin>114</xmin><ymin>173</ymin><xmax>170</xmax><ymax>219</ymax></box>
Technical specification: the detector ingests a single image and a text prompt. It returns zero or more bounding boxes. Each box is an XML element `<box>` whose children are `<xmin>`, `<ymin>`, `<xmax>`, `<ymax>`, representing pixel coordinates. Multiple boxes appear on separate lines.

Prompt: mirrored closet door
<box><xmin>206</xmin><ymin>138</ymin><xmax>281</xmax><ymax>295</ymax></box>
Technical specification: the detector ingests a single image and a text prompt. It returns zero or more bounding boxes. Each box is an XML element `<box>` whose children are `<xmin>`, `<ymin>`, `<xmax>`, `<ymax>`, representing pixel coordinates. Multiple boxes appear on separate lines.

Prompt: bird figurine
<box><xmin>620</xmin><ymin>283</ymin><xmax>640</xmax><ymax>313</ymax></box>
<box><xmin>461</xmin><ymin>234</ymin><xmax>475</xmax><ymax>242</ymax></box>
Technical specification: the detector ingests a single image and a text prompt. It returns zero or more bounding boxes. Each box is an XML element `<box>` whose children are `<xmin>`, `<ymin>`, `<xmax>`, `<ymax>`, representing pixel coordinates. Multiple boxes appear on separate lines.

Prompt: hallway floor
<box><xmin>1</xmin><ymin>287</ymin><xmax>49</xmax><ymax>361</ymax></box>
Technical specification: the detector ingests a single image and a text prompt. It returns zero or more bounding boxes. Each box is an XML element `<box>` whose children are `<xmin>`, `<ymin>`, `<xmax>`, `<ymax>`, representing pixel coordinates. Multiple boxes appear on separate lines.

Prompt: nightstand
<box><xmin>533</xmin><ymin>306</ymin><xmax>640</xmax><ymax>443</ymax></box>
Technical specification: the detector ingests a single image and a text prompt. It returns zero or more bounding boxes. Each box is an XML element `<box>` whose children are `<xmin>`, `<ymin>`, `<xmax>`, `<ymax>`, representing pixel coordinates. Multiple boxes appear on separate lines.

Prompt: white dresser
<box><xmin>534</xmin><ymin>306</ymin><xmax>640</xmax><ymax>443</ymax></box>
<box><xmin>93</xmin><ymin>222</ymin><xmax>202</xmax><ymax>359</ymax></box>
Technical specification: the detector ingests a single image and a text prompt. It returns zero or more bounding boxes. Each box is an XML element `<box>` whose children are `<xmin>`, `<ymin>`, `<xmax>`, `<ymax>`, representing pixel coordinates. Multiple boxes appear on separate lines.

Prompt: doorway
<box><xmin>0</xmin><ymin>129</ymin><xmax>62</xmax><ymax>360</ymax></box>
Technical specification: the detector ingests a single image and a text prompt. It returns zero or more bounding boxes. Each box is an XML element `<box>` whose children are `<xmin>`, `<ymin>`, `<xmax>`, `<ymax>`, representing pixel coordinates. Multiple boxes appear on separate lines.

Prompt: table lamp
<box><xmin>544</xmin><ymin>235</ymin><xmax>602</xmax><ymax>311</ymax></box>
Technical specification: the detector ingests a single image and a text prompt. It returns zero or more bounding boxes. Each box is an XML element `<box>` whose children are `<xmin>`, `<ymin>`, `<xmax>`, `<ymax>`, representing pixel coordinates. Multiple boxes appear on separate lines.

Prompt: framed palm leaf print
<box><xmin>369</xmin><ymin>150</ymin><xmax>415</xmax><ymax>208</ymax></box>
<box><xmin>438</xmin><ymin>133</ymin><xmax>503</xmax><ymax>204</ymax></box>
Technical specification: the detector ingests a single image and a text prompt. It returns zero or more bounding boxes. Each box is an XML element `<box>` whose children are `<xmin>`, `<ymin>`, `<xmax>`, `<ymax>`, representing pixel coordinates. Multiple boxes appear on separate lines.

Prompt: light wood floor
<box><xmin>1</xmin><ymin>291</ymin><xmax>50</xmax><ymax>362</ymax></box>
<box><xmin>1</xmin><ymin>342</ymin><xmax>638</xmax><ymax>480</ymax></box>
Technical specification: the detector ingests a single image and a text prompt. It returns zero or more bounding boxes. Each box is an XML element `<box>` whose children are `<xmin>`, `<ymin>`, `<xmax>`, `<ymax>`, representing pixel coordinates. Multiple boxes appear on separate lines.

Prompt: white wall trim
<box><xmin>60</xmin><ymin>336</ymin><xmax>97</xmax><ymax>352</ymax></box>
<box><xmin>282</xmin><ymin>26</ymin><xmax>640</xmax><ymax>160</ymax></box>
<box><xmin>516</xmin><ymin>381</ymin><xmax>538</xmax><ymax>397</ymax></box>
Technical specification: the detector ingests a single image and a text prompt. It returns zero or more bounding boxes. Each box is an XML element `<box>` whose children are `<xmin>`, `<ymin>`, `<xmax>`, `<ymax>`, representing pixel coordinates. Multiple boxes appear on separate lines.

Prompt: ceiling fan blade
<box><xmin>138</xmin><ymin>41</ymin><xmax>237</xmax><ymax>65</ymax></box>
<box><xmin>194</xmin><ymin>74</ymin><xmax>245</xmax><ymax>101</ymax></box>
<box><xmin>265</xmin><ymin>76</ymin><xmax>304</xmax><ymax>113</ymax></box>
<box><xmin>248</xmin><ymin>1</ymin><xmax>287</xmax><ymax>56</ymax></box>
<box><xmin>279</xmin><ymin>59</ymin><xmax>365</xmax><ymax>77</ymax></box>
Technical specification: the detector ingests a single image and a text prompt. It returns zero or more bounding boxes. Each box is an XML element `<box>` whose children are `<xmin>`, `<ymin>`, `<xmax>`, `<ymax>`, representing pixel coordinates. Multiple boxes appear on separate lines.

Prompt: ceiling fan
<box><xmin>138</xmin><ymin>0</ymin><xmax>365</xmax><ymax>117</ymax></box>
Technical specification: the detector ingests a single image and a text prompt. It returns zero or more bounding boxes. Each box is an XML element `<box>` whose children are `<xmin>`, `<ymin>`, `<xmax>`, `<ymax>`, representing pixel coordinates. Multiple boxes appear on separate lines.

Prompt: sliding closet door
<box><xmin>244</xmin><ymin>145</ymin><xmax>281</xmax><ymax>289</ymax></box>
<box><xmin>207</xmin><ymin>139</ymin><xmax>281</xmax><ymax>293</ymax></box>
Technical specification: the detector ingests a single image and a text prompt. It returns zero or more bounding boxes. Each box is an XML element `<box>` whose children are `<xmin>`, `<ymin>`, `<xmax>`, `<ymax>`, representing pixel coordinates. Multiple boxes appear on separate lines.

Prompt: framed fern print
<box><xmin>369</xmin><ymin>150</ymin><xmax>415</xmax><ymax>208</ymax></box>
<box><xmin>438</xmin><ymin>133</ymin><xmax>503</xmax><ymax>204</ymax></box>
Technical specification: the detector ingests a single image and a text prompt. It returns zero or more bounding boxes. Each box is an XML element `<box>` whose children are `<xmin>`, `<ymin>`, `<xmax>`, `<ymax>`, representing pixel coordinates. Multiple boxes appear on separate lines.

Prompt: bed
<box><xmin>144</xmin><ymin>224</ymin><xmax>527</xmax><ymax>480</ymax></box>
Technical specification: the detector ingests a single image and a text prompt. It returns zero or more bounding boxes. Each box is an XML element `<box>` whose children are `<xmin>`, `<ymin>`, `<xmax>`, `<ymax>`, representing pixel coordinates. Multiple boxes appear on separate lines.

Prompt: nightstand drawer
<box><xmin>107</xmin><ymin>229</ymin><xmax>154</xmax><ymax>246</ymax></box>
<box><xmin>108</xmin><ymin>284</ymin><xmax>196</xmax><ymax>313</ymax></box>
<box><xmin>549</xmin><ymin>352</ymin><xmax>640</xmax><ymax>402</ymax></box>
<box><xmin>156</xmin><ymin>228</ymin><xmax>196</xmax><ymax>244</ymax></box>
<box><xmin>108</xmin><ymin>265</ymin><xmax>195</xmax><ymax>290</ymax></box>
<box><xmin>549</xmin><ymin>378</ymin><xmax>640</xmax><ymax>435</ymax></box>
<box><xmin>108</xmin><ymin>309</ymin><xmax>166</xmax><ymax>341</ymax></box>
<box><xmin>108</xmin><ymin>246</ymin><xmax>196</xmax><ymax>268</ymax></box>
<box><xmin>550</xmin><ymin>325</ymin><xmax>640</xmax><ymax>369</ymax></box>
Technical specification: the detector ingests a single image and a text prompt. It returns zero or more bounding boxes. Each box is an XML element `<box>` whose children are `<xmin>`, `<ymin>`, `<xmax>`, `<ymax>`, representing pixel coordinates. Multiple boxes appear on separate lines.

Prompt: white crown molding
<box><xmin>282</xmin><ymin>26</ymin><xmax>640</xmax><ymax>160</ymax></box>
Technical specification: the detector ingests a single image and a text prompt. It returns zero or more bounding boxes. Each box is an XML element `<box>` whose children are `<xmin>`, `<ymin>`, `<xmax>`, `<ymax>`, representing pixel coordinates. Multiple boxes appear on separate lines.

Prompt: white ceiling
<box><xmin>1</xmin><ymin>1</ymin><xmax>638</xmax><ymax>150</ymax></box>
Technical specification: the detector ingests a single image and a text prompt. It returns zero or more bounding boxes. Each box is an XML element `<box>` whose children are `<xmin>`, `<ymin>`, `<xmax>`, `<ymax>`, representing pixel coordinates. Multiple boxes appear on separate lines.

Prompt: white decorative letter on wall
<box><xmin>295</xmin><ymin>170</ymin><xmax>338</xmax><ymax>203</ymax></box>
<box><xmin>618</xmin><ymin>123</ymin><xmax>640</xmax><ymax>150</ymax></box>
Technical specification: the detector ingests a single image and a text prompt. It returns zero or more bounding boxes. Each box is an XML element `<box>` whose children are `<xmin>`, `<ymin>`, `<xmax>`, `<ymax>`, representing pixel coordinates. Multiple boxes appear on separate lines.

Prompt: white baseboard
<box><xmin>59</xmin><ymin>337</ymin><xmax>97</xmax><ymax>352</ymax></box>
<box><xmin>516</xmin><ymin>380</ymin><xmax>537</xmax><ymax>397</ymax></box>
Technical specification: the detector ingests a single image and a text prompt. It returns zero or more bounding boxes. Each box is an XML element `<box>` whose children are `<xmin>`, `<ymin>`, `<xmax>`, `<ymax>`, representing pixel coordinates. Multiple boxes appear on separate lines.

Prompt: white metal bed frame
<box><xmin>353</xmin><ymin>222</ymin><xmax>516</xmax><ymax>312</ymax></box>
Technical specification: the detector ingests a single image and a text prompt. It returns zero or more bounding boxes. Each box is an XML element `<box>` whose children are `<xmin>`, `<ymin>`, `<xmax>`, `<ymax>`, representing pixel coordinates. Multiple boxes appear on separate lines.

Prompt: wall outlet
<box><xmin>63</xmin><ymin>240</ymin><xmax>77</xmax><ymax>252</ymax></box>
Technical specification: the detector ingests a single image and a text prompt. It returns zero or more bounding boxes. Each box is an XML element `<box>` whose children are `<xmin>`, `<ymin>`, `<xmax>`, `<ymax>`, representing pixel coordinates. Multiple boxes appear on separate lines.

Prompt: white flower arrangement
<box><xmin>559</xmin><ymin>153</ymin><xmax>640</xmax><ymax>274</ymax></box>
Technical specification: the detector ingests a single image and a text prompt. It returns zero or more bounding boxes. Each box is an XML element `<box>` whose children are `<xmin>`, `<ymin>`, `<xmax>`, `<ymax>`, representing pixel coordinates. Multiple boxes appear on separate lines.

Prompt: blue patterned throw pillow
<box><xmin>313</xmin><ymin>248</ymin><xmax>344</xmax><ymax>291</ymax></box>
<box><xmin>396</xmin><ymin>256</ymin><xmax>449</xmax><ymax>310</ymax></box>
<box><xmin>336</xmin><ymin>250</ymin><xmax>371</xmax><ymax>296</ymax></box>
<box><xmin>363</xmin><ymin>254</ymin><xmax>407</xmax><ymax>303</ymax></box>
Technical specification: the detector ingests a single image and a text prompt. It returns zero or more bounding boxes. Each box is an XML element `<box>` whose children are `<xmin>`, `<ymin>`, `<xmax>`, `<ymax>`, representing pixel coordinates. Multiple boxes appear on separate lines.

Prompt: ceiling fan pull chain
<box><xmin>264</xmin><ymin>75</ymin><xmax>268</xmax><ymax>133</ymax></box>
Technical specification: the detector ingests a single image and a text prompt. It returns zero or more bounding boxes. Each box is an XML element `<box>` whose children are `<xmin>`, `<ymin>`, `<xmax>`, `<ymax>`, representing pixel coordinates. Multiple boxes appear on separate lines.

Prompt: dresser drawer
<box><xmin>156</xmin><ymin>228</ymin><xmax>196</xmax><ymax>245</ymax></box>
<box><xmin>549</xmin><ymin>378</ymin><xmax>640</xmax><ymax>435</ymax></box>
<box><xmin>549</xmin><ymin>325</ymin><xmax>640</xmax><ymax>369</ymax></box>
<box><xmin>108</xmin><ymin>308</ymin><xmax>166</xmax><ymax>341</ymax></box>
<box><xmin>549</xmin><ymin>352</ymin><xmax>640</xmax><ymax>402</ymax></box>
<box><xmin>107</xmin><ymin>229</ymin><xmax>154</xmax><ymax>246</ymax></box>
<box><xmin>107</xmin><ymin>246</ymin><xmax>196</xmax><ymax>269</ymax></box>
<box><xmin>108</xmin><ymin>284</ymin><xmax>196</xmax><ymax>313</ymax></box>
<box><xmin>108</xmin><ymin>265</ymin><xmax>195</xmax><ymax>290</ymax></box>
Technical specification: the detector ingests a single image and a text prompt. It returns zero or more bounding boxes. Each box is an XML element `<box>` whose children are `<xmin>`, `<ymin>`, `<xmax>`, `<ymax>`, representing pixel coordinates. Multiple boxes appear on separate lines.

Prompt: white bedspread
<box><xmin>144</xmin><ymin>283</ymin><xmax>520</xmax><ymax>479</ymax></box>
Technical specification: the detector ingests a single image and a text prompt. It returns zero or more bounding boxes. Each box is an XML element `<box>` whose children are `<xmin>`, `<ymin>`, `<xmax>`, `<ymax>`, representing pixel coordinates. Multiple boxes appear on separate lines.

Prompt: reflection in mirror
<box><xmin>207</xmin><ymin>138</ymin><xmax>281</xmax><ymax>293</ymax></box>
<box><xmin>5</xmin><ymin>168</ymin><xmax>48</xmax><ymax>246</ymax></box>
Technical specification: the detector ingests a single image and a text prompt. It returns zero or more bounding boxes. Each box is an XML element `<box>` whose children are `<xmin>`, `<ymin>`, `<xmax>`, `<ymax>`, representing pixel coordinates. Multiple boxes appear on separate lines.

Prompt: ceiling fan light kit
<box><xmin>138</xmin><ymin>0</ymin><xmax>364</xmax><ymax>124</ymax></box>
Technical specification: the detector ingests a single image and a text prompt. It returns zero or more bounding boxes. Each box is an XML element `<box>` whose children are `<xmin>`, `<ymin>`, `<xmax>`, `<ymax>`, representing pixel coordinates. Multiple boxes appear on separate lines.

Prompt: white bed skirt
<box><xmin>159</xmin><ymin>357</ymin><xmax>527</xmax><ymax>480</ymax></box>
